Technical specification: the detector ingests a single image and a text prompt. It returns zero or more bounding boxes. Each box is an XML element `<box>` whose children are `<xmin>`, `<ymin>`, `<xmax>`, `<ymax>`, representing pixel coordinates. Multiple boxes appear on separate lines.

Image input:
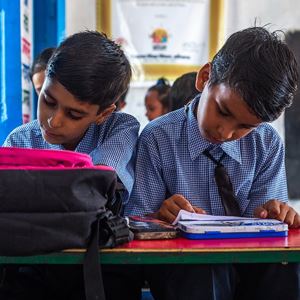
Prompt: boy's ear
<box><xmin>95</xmin><ymin>103</ymin><xmax>116</xmax><ymax>125</ymax></box>
<box><xmin>195</xmin><ymin>63</ymin><xmax>211</xmax><ymax>92</ymax></box>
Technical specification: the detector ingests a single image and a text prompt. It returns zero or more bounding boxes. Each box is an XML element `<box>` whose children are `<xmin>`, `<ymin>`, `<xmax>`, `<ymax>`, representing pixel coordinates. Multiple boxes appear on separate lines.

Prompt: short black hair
<box><xmin>170</xmin><ymin>72</ymin><xmax>198</xmax><ymax>111</ymax></box>
<box><xmin>47</xmin><ymin>31</ymin><xmax>131</xmax><ymax>111</ymax></box>
<box><xmin>209</xmin><ymin>26</ymin><xmax>298</xmax><ymax>122</ymax></box>
<box><xmin>30</xmin><ymin>47</ymin><xmax>55</xmax><ymax>80</ymax></box>
<box><xmin>147</xmin><ymin>77</ymin><xmax>171</xmax><ymax>111</ymax></box>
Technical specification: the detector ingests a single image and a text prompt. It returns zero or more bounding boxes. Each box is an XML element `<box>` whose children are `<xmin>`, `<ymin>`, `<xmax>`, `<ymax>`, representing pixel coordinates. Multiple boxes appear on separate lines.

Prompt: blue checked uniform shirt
<box><xmin>3</xmin><ymin>112</ymin><xmax>140</xmax><ymax>204</ymax></box>
<box><xmin>125</xmin><ymin>96</ymin><xmax>288</xmax><ymax>217</ymax></box>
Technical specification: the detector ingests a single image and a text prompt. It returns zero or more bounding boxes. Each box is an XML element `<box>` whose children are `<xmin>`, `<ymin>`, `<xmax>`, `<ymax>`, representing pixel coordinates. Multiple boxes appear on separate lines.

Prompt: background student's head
<box><xmin>145</xmin><ymin>77</ymin><xmax>171</xmax><ymax>121</ymax></box>
<box><xmin>115</xmin><ymin>88</ymin><xmax>128</xmax><ymax>111</ymax></box>
<box><xmin>195</xmin><ymin>26</ymin><xmax>298</xmax><ymax>144</ymax></box>
<box><xmin>170</xmin><ymin>72</ymin><xmax>199</xmax><ymax>111</ymax></box>
<box><xmin>38</xmin><ymin>30</ymin><xmax>131</xmax><ymax>150</ymax></box>
<box><xmin>30</xmin><ymin>47</ymin><xmax>56</xmax><ymax>95</ymax></box>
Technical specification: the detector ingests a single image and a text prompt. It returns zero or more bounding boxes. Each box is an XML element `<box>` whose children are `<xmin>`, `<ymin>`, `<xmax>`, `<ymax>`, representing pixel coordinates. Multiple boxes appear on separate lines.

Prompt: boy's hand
<box><xmin>154</xmin><ymin>194</ymin><xmax>206</xmax><ymax>223</ymax></box>
<box><xmin>254</xmin><ymin>199</ymin><xmax>300</xmax><ymax>228</ymax></box>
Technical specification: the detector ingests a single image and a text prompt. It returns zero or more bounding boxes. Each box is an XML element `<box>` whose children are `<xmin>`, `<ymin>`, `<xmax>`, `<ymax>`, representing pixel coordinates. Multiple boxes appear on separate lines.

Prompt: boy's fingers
<box><xmin>263</xmin><ymin>199</ymin><xmax>281</xmax><ymax>218</ymax></box>
<box><xmin>166</xmin><ymin>201</ymin><xmax>183</xmax><ymax>216</ymax></box>
<box><xmin>157</xmin><ymin>194</ymin><xmax>204</xmax><ymax>224</ymax></box>
<box><xmin>157</xmin><ymin>194</ymin><xmax>192</xmax><ymax>224</ymax></box>
<box><xmin>172</xmin><ymin>194</ymin><xmax>195</xmax><ymax>213</ymax></box>
<box><xmin>276</xmin><ymin>203</ymin><xmax>290</xmax><ymax>222</ymax></box>
<box><xmin>284</xmin><ymin>209</ymin><xmax>296</xmax><ymax>227</ymax></box>
<box><xmin>255</xmin><ymin>199</ymin><xmax>281</xmax><ymax>219</ymax></box>
<box><xmin>193</xmin><ymin>206</ymin><xmax>206</xmax><ymax>214</ymax></box>
<box><xmin>158</xmin><ymin>208</ymin><xmax>177</xmax><ymax>223</ymax></box>
<box><xmin>254</xmin><ymin>206</ymin><xmax>268</xmax><ymax>218</ymax></box>
<box><xmin>254</xmin><ymin>200</ymin><xmax>300</xmax><ymax>228</ymax></box>
<box><xmin>162</xmin><ymin>195</ymin><xmax>189</xmax><ymax>216</ymax></box>
<box><xmin>282</xmin><ymin>208</ymin><xmax>300</xmax><ymax>229</ymax></box>
<box><xmin>290</xmin><ymin>213</ymin><xmax>300</xmax><ymax>229</ymax></box>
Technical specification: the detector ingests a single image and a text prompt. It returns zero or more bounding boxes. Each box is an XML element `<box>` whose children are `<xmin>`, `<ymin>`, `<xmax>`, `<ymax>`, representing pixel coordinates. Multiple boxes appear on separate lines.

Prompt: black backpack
<box><xmin>0</xmin><ymin>147</ymin><xmax>133</xmax><ymax>300</ymax></box>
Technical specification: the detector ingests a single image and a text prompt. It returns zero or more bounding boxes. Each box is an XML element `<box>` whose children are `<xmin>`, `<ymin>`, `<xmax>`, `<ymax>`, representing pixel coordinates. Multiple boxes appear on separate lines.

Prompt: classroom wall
<box><xmin>224</xmin><ymin>0</ymin><xmax>300</xmax><ymax>140</ymax></box>
<box><xmin>65</xmin><ymin>0</ymin><xmax>96</xmax><ymax>36</ymax></box>
<box><xmin>285</xmin><ymin>32</ymin><xmax>300</xmax><ymax>199</ymax></box>
<box><xmin>224</xmin><ymin>0</ymin><xmax>300</xmax><ymax>33</ymax></box>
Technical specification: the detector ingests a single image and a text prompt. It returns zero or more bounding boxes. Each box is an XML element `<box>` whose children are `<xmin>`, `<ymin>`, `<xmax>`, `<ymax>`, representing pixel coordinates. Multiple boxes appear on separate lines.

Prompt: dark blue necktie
<box><xmin>203</xmin><ymin>149</ymin><xmax>241</xmax><ymax>216</ymax></box>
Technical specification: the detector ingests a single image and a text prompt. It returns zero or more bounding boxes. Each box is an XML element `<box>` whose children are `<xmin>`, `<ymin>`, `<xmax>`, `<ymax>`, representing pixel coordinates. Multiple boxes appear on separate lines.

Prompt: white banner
<box><xmin>20</xmin><ymin>0</ymin><xmax>33</xmax><ymax>123</ymax></box>
<box><xmin>98</xmin><ymin>0</ymin><xmax>223</xmax><ymax>81</ymax></box>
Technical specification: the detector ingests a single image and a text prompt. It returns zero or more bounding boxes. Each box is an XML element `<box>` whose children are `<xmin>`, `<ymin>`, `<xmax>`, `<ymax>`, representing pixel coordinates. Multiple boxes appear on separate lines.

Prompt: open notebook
<box><xmin>173</xmin><ymin>210</ymin><xmax>288</xmax><ymax>239</ymax></box>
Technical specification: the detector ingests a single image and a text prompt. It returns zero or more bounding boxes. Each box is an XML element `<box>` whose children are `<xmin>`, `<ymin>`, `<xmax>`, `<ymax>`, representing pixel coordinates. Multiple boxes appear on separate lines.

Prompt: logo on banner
<box><xmin>151</xmin><ymin>28</ymin><xmax>168</xmax><ymax>50</ymax></box>
<box><xmin>115</xmin><ymin>37</ymin><xmax>128</xmax><ymax>48</ymax></box>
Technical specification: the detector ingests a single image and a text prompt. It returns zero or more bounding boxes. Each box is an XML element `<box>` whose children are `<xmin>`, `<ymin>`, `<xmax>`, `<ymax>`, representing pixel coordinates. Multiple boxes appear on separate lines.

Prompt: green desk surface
<box><xmin>1</xmin><ymin>229</ymin><xmax>300</xmax><ymax>265</ymax></box>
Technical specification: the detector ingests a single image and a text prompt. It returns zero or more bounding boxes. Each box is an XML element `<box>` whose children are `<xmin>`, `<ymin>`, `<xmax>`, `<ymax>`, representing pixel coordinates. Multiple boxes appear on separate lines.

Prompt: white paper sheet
<box><xmin>172</xmin><ymin>210</ymin><xmax>279</xmax><ymax>225</ymax></box>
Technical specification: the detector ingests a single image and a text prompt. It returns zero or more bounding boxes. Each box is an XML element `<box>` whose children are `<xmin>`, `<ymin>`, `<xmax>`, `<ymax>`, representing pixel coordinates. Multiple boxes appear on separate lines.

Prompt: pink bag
<box><xmin>0</xmin><ymin>147</ymin><xmax>96</xmax><ymax>168</ymax></box>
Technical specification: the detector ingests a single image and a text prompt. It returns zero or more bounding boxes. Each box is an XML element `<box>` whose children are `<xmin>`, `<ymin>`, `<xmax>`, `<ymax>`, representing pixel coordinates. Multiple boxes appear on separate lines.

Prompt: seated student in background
<box><xmin>30</xmin><ymin>47</ymin><xmax>56</xmax><ymax>95</ymax></box>
<box><xmin>125</xmin><ymin>27</ymin><xmax>300</xmax><ymax>300</ymax></box>
<box><xmin>2</xmin><ymin>31</ymin><xmax>139</xmax><ymax>300</ymax></box>
<box><xmin>145</xmin><ymin>77</ymin><xmax>171</xmax><ymax>121</ymax></box>
<box><xmin>169</xmin><ymin>71</ymin><xmax>199</xmax><ymax>111</ymax></box>
<box><xmin>115</xmin><ymin>88</ymin><xmax>128</xmax><ymax>111</ymax></box>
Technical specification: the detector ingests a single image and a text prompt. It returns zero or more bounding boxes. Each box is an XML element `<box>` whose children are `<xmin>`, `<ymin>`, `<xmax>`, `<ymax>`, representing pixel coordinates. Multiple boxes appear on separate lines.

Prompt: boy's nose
<box><xmin>47</xmin><ymin>113</ymin><xmax>63</xmax><ymax>128</ymax></box>
<box><xmin>218</xmin><ymin>126</ymin><xmax>234</xmax><ymax>141</ymax></box>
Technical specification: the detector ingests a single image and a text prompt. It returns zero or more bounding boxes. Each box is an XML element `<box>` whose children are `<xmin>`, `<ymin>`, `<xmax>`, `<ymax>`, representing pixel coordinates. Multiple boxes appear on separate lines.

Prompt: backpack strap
<box><xmin>98</xmin><ymin>211</ymin><xmax>134</xmax><ymax>248</ymax></box>
<box><xmin>83</xmin><ymin>218</ymin><xmax>106</xmax><ymax>300</ymax></box>
<box><xmin>83</xmin><ymin>211</ymin><xmax>133</xmax><ymax>300</ymax></box>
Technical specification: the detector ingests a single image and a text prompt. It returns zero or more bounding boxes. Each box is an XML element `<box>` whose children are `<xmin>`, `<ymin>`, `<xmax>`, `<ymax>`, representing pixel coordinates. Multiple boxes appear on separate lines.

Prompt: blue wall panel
<box><xmin>0</xmin><ymin>0</ymin><xmax>65</xmax><ymax>143</ymax></box>
<box><xmin>57</xmin><ymin>0</ymin><xmax>65</xmax><ymax>44</ymax></box>
<box><xmin>0</xmin><ymin>0</ymin><xmax>22</xmax><ymax>145</ymax></box>
<box><xmin>33</xmin><ymin>0</ymin><xmax>57</xmax><ymax>57</ymax></box>
<box><xmin>32</xmin><ymin>0</ymin><xmax>65</xmax><ymax>118</ymax></box>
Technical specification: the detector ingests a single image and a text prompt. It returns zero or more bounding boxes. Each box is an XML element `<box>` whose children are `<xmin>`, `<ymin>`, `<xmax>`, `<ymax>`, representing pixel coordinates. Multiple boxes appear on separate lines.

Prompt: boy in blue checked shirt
<box><xmin>4</xmin><ymin>31</ymin><xmax>139</xmax><ymax>204</ymax></box>
<box><xmin>126</xmin><ymin>27</ymin><xmax>300</xmax><ymax>300</ymax></box>
<box><xmin>1</xmin><ymin>31</ymin><xmax>139</xmax><ymax>300</ymax></box>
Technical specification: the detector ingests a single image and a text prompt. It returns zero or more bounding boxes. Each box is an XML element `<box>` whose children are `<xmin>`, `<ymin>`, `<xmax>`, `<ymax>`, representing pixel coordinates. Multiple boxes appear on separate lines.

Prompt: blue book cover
<box><xmin>174</xmin><ymin>210</ymin><xmax>288</xmax><ymax>239</ymax></box>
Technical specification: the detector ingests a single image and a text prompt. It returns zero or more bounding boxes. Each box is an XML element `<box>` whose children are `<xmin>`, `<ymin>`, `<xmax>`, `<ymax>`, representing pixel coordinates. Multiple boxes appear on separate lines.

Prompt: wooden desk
<box><xmin>1</xmin><ymin>229</ymin><xmax>300</xmax><ymax>265</ymax></box>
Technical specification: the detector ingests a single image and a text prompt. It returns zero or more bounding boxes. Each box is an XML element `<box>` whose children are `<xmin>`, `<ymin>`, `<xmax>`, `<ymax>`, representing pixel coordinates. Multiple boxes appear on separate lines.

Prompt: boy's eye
<box><xmin>148</xmin><ymin>105</ymin><xmax>159</xmax><ymax>112</ymax></box>
<box><xmin>217</xmin><ymin>106</ymin><xmax>230</xmax><ymax>117</ymax></box>
<box><xmin>240</xmin><ymin>124</ymin><xmax>255</xmax><ymax>130</ymax></box>
<box><xmin>68</xmin><ymin>111</ymin><xmax>83</xmax><ymax>120</ymax></box>
<box><xmin>44</xmin><ymin>95</ymin><xmax>56</xmax><ymax>107</ymax></box>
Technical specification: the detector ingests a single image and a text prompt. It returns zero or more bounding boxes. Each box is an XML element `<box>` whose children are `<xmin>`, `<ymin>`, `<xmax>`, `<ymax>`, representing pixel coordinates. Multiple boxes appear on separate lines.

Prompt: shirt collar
<box><xmin>186</xmin><ymin>95</ymin><xmax>242</xmax><ymax>164</ymax></box>
<box><xmin>74</xmin><ymin>123</ymin><xmax>97</xmax><ymax>152</ymax></box>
